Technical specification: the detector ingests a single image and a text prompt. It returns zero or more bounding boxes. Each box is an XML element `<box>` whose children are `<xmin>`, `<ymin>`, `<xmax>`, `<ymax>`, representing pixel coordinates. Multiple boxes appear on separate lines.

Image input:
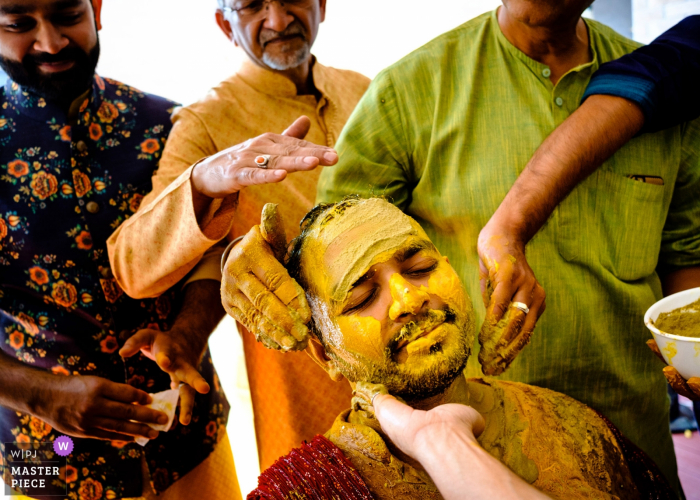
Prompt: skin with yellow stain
<box><xmin>284</xmin><ymin>198</ymin><xmax>644</xmax><ymax>500</ymax></box>
<box><xmin>389</xmin><ymin>273</ymin><xmax>430</xmax><ymax>321</ymax></box>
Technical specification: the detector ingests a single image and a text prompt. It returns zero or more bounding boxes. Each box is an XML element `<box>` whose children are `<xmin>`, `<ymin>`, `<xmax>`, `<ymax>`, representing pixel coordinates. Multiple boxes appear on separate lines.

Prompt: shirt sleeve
<box><xmin>658</xmin><ymin>117</ymin><xmax>700</xmax><ymax>271</ymax></box>
<box><xmin>316</xmin><ymin>69</ymin><xmax>413</xmax><ymax>208</ymax></box>
<box><xmin>582</xmin><ymin>15</ymin><xmax>700</xmax><ymax>134</ymax></box>
<box><xmin>182</xmin><ymin>242</ymin><xmax>226</xmax><ymax>286</ymax></box>
<box><xmin>107</xmin><ymin>108</ymin><xmax>237</xmax><ymax>299</ymax></box>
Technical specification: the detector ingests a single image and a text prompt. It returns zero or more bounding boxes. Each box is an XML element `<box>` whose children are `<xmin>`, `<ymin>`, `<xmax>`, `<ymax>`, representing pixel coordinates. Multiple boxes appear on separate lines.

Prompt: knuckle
<box><xmin>123</xmin><ymin>404</ymin><xmax>136</xmax><ymax>420</ymax></box>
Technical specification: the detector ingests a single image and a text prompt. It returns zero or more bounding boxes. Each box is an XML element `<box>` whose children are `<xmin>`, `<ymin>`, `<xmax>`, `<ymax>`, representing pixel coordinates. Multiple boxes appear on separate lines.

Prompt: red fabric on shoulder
<box><xmin>248</xmin><ymin>434</ymin><xmax>374</xmax><ymax>500</ymax></box>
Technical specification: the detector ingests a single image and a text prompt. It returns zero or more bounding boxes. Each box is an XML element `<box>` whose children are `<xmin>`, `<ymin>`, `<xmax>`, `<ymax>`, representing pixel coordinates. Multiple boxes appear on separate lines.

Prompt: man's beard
<box><xmin>330</xmin><ymin>307</ymin><xmax>472</xmax><ymax>402</ymax></box>
<box><xmin>260</xmin><ymin>20</ymin><xmax>310</xmax><ymax>71</ymax></box>
<box><xmin>0</xmin><ymin>39</ymin><xmax>100</xmax><ymax>103</ymax></box>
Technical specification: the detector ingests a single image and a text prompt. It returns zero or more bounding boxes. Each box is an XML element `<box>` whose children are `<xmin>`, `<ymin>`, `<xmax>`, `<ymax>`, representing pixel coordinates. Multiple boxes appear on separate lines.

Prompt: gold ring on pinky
<box><xmin>512</xmin><ymin>302</ymin><xmax>530</xmax><ymax>315</ymax></box>
<box><xmin>254</xmin><ymin>154</ymin><xmax>271</xmax><ymax>169</ymax></box>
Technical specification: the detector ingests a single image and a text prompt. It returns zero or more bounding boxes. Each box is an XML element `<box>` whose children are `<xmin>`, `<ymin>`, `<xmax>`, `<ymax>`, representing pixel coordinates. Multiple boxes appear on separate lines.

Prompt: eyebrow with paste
<box><xmin>349</xmin><ymin>240</ymin><xmax>437</xmax><ymax>290</ymax></box>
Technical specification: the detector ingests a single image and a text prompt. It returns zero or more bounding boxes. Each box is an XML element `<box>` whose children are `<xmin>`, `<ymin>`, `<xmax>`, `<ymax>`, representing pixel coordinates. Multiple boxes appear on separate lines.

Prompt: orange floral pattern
<box><xmin>0</xmin><ymin>76</ymin><xmax>227</xmax><ymax>499</ymax></box>
<box><xmin>59</xmin><ymin>125</ymin><xmax>71</xmax><ymax>142</ymax></box>
<box><xmin>140</xmin><ymin>138</ymin><xmax>160</xmax><ymax>154</ymax></box>
<box><xmin>28</xmin><ymin>266</ymin><xmax>49</xmax><ymax>285</ymax></box>
<box><xmin>16</xmin><ymin>312</ymin><xmax>39</xmax><ymax>336</ymax></box>
<box><xmin>72</xmin><ymin>169</ymin><xmax>92</xmax><ymax>197</ymax></box>
<box><xmin>88</xmin><ymin>123</ymin><xmax>102</xmax><ymax>141</ymax></box>
<box><xmin>51</xmin><ymin>280</ymin><xmax>78</xmax><ymax>308</ymax></box>
<box><xmin>7</xmin><ymin>159</ymin><xmax>29</xmax><ymax>177</ymax></box>
<box><xmin>9</xmin><ymin>330</ymin><xmax>24</xmax><ymax>349</ymax></box>
<box><xmin>78</xmin><ymin>478</ymin><xmax>103</xmax><ymax>500</ymax></box>
<box><xmin>97</xmin><ymin>101</ymin><xmax>119</xmax><ymax>123</ymax></box>
<box><xmin>100</xmin><ymin>278</ymin><xmax>123</xmax><ymax>304</ymax></box>
<box><xmin>100</xmin><ymin>335</ymin><xmax>118</xmax><ymax>353</ymax></box>
<box><xmin>29</xmin><ymin>416</ymin><xmax>51</xmax><ymax>438</ymax></box>
<box><xmin>30</xmin><ymin>170</ymin><xmax>58</xmax><ymax>200</ymax></box>
<box><xmin>129</xmin><ymin>193</ymin><xmax>143</xmax><ymax>212</ymax></box>
<box><xmin>51</xmin><ymin>365</ymin><xmax>70</xmax><ymax>376</ymax></box>
<box><xmin>75</xmin><ymin>230</ymin><xmax>93</xmax><ymax>250</ymax></box>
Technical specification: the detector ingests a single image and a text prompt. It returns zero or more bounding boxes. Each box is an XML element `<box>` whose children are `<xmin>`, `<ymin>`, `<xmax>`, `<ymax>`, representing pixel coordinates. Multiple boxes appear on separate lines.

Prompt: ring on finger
<box><xmin>511</xmin><ymin>301</ymin><xmax>530</xmax><ymax>315</ymax></box>
<box><xmin>255</xmin><ymin>154</ymin><xmax>271</xmax><ymax>169</ymax></box>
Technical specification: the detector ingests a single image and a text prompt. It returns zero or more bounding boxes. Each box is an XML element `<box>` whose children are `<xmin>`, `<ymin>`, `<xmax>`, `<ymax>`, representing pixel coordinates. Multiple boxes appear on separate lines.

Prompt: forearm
<box><xmin>0</xmin><ymin>351</ymin><xmax>51</xmax><ymax>415</ymax></box>
<box><xmin>107</xmin><ymin>166</ymin><xmax>235</xmax><ymax>299</ymax></box>
<box><xmin>172</xmin><ymin>279</ymin><xmax>226</xmax><ymax>355</ymax></box>
<box><xmin>487</xmin><ymin>94</ymin><xmax>644</xmax><ymax>245</ymax></box>
<box><xmin>417</xmin><ymin>425</ymin><xmax>550</xmax><ymax>500</ymax></box>
<box><xmin>661</xmin><ymin>266</ymin><xmax>700</xmax><ymax>296</ymax></box>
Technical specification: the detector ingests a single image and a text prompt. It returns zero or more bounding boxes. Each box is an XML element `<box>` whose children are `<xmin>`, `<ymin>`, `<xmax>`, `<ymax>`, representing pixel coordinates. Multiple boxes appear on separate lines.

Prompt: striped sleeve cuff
<box><xmin>581</xmin><ymin>74</ymin><xmax>657</xmax><ymax>124</ymax></box>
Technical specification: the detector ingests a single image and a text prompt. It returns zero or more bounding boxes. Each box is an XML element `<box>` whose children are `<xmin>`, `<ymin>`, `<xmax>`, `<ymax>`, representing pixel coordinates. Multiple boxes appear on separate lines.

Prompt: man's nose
<box><xmin>262</xmin><ymin>1</ymin><xmax>294</xmax><ymax>33</ymax></box>
<box><xmin>33</xmin><ymin>23</ymin><xmax>69</xmax><ymax>54</ymax></box>
<box><xmin>388</xmin><ymin>274</ymin><xmax>430</xmax><ymax>321</ymax></box>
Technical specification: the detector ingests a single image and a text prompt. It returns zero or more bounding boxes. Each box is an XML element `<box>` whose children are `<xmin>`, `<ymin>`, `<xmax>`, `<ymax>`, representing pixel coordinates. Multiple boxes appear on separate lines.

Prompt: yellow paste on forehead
<box><xmin>303</xmin><ymin>198</ymin><xmax>426</xmax><ymax>304</ymax></box>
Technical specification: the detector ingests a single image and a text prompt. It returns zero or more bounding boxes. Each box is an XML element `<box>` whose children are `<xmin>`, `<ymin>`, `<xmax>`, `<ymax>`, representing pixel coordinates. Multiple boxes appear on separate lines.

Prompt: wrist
<box><xmin>23</xmin><ymin>369</ymin><xmax>55</xmax><ymax>417</ymax></box>
<box><xmin>413</xmin><ymin>421</ymin><xmax>478</xmax><ymax>461</ymax></box>
<box><xmin>479</xmin><ymin>216</ymin><xmax>527</xmax><ymax>250</ymax></box>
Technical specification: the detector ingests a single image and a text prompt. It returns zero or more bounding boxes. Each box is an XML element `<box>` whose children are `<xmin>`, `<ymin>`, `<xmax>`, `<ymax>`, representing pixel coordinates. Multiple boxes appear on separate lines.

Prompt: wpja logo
<box><xmin>2</xmin><ymin>436</ymin><xmax>73</xmax><ymax>497</ymax></box>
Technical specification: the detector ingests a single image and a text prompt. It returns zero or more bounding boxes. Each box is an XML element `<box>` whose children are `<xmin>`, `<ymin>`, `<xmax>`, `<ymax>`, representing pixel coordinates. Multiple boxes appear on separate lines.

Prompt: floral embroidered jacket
<box><xmin>0</xmin><ymin>75</ymin><xmax>229</xmax><ymax>499</ymax></box>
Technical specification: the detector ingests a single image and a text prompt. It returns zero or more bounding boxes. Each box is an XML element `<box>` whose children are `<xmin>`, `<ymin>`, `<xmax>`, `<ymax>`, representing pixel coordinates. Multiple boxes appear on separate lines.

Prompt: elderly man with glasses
<box><xmin>108</xmin><ymin>0</ymin><xmax>370</xmax><ymax>474</ymax></box>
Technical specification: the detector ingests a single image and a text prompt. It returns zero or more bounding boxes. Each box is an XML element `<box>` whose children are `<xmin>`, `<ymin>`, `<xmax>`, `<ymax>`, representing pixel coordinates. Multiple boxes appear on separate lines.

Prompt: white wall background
<box><xmin>92</xmin><ymin>1</ymin><xmax>696</xmax><ymax>497</ymax></box>
<box><xmin>97</xmin><ymin>1</ymin><xmax>501</xmax><ymax>106</ymax></box>
<box><xmin>633</xmin><ymin>0</ymin><xmax>700</xmax><ymax>43</ymax></box>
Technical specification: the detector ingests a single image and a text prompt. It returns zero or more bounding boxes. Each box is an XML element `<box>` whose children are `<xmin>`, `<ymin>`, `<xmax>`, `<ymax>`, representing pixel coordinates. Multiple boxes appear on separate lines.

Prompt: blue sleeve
<box><xmin>582</xmin><ymin>15</ymin><xmax>700</xmax><ymax>133</ymax></box>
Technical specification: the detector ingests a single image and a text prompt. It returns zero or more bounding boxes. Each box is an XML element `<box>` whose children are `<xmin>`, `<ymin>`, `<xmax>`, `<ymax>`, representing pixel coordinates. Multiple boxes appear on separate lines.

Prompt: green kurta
<box><xmin>317</xmin><ymin>10</ymin><xmax>700</xmax><ymax>493</ymax></box>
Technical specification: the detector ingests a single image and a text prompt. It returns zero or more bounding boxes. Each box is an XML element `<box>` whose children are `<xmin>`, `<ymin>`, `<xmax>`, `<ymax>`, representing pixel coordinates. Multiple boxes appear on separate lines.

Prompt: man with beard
<box><xmin>247</xmin><ymin>197</ymin><xmax>674</xmax><ymax>500</ymax></box>
<box><xmin>0</xmin><ymin>1</ymin><xmax>235</xmax><ymax>498</ymax></box>
<box><xmin>312</xmin><ymin>1</ymin><xmax>700</xmax><ymax>497</ymax></box>
<box><xmin>107</xmin><ymin>0</ymin><xmax>370</xmax><ymax>468</ymax></box>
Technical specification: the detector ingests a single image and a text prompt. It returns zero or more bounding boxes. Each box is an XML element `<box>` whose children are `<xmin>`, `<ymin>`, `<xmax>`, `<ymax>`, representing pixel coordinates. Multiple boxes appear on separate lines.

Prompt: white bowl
<box><xmin>644</xmin><ymin>287</ymin><xmax>700</xmax><ymax>380</ymax></box>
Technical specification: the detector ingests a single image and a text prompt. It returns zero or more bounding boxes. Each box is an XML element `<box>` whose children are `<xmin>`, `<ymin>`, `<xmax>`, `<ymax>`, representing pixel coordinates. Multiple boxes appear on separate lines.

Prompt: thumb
<box><xmin>282</xmin><ymin>116</ymin><xmax>311</xmax><ymax>140</ymax></box>
<box><xmin>373</xmin><ymin>394</ymin><xmax>414</xmax><ymax>431</ymax></box>
<box><xmin>119</xmin><ymin>329</ymin><xmax>158</xmax><ymax>358</ymax></box>
<box><xmin>260</xmin><ymin>203</ymin><xmax>288</xmax><ymax>262</ymax></box>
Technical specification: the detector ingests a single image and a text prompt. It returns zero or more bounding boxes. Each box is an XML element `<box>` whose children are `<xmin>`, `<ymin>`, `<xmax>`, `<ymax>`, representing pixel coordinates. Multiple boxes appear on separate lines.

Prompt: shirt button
<box><xmin>76</xmin><ymin>140</ymin><xmax>88</xmax><ymax>153</ymax></box>
<box><xmin>542</xmin><ymin>68</ymin><xmax>551</xmax><ymax>77</ymax></box>
<box><xmin>86</xmin><ymin>201</ymin><xmax>100</xmax><ymax>213</ymax></box>
<box><xmin>555</xmin><ymin>97</ymin><xmax>564</xmax><ymax>107</ymax></box>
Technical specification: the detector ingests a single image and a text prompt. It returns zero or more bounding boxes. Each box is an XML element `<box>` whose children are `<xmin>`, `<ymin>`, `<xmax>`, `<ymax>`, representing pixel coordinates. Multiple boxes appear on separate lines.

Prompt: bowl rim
<box><xmin>644</xmin><ymin>287</ymin><xmax>700</xmax><ymax>342</ymax></box>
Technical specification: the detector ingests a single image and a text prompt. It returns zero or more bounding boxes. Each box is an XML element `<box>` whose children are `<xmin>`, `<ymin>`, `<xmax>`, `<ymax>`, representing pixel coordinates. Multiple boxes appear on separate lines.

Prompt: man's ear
<box><xmin>91</xmin><ymin>0</ymin><xmax>103</xmax><ymax>31</ymax></box>
<box><xmin>319</xmin><ymin>0</ymin><xmax>327</xmax><ymax>23</ymax></box>
<box><xmin>306</xmin><ymin>337</ymin><xmax>343</xmax><ymax>382</ymax></box>
<box><xmin>215</xmin><ymin>10</ymin><xmax>237</xmax><ymax>45</ymax></box>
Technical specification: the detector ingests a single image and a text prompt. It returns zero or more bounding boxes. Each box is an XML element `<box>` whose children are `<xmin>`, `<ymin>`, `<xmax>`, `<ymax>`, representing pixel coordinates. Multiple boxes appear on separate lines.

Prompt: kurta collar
<box><xmin>490</xmin><ymin>8</ymin><xmax>599</xmax><ymax>84</ymax></box>
<box><xmin>236</xmin><ymin>56</ymin><xmax>330</xmax><ymax>99</ymax></box>
<box><xmin>4</xmin><ymin>74</ymin><xmax>106</xmax><ymax>123</ymax></box>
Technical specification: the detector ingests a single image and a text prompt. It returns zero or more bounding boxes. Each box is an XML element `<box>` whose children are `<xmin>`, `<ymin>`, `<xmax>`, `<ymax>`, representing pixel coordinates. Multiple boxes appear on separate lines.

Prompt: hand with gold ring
<box><xmin>190</xmin><ymin>116</ymin><xmax>338</xmax><ymax>200</ymax></box>
<box><xmin>476</xmin><ymin>226</ymin><xmax>546</xmax><ymax>376</ymax></box>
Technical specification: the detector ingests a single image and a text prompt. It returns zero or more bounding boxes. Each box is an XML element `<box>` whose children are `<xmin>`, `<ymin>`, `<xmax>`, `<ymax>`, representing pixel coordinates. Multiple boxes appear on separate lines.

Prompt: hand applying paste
<box><xmin>221</xmin><ymin>203</ymin><xmax>311</xmax><ymax>351</ymax></box>
<box><xmin>477</xmin><ymin>233</ymin><xmax>545</xmax><ymax>375</ymax></box>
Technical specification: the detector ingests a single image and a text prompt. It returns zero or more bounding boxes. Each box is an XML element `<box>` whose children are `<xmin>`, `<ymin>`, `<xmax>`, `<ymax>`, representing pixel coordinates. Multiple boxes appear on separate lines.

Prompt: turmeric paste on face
<box><xmin>654</xmin><ymin>297</ymin><xmax>700</xmax><ymax>338</ymax></box>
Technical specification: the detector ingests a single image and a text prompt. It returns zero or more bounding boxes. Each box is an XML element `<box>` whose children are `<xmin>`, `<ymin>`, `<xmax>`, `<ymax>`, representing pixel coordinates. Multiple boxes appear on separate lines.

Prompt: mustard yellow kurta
<box><xmin>107</xmin><ymin>59</ymin><xmax>370</xmax><ymax>468</ymax></box>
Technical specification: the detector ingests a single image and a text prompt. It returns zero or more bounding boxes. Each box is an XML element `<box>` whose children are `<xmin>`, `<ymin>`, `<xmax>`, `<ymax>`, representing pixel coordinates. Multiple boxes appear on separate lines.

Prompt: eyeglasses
<box><xmin>222</xmin><ymin>0</ymin><xmax>315</xmax><ymax>21</ymax></box>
